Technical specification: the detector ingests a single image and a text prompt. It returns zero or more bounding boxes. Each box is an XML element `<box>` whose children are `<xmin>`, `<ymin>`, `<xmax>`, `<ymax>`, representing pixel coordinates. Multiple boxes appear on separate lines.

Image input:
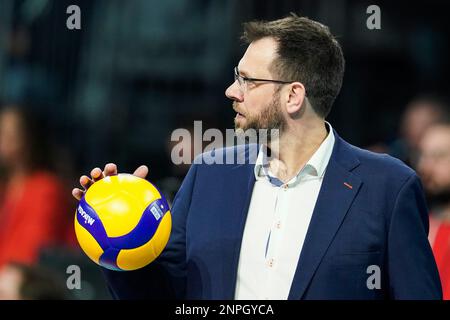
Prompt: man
<box><xmin>418</xmin><ymin>123</ymin><xmax>450</xmax><ymax>299</ymax></box>
<box><xmin>391</xmin><ymin>95</ymin><xmax>449</xmax><ymax>167</ymax></box>
<box><xmin>418</xmin><ymin>123</ymin><xmax>450</xmax><ymax>221</ymax></box>
<box><xmin>73</xmin><ymin>14</ymin><xmax>442</xmax><ymax>299</ymax></box>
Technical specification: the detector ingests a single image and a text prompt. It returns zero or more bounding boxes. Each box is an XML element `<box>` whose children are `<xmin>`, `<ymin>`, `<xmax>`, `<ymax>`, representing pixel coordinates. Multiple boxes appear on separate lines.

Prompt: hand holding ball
<box><xmin>75</xmin><ymin>174</ymin><xmax>172</xmax><ymax>271</ymax></box>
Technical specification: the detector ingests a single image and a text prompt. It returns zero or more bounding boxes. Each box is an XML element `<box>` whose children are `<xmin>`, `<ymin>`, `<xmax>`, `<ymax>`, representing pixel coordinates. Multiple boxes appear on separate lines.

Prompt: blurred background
<box><xmin>0</xmin><ymin>0</ymin><xmax>448</xmax><ymax>299</ymax></box>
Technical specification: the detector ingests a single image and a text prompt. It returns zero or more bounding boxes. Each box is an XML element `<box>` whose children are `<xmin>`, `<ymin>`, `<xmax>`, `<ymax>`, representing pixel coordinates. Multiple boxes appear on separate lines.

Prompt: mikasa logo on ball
<box><xmin>78</xmin><ymin>205</ymin><xmax>95</xmax><ymax>226</ymax></box>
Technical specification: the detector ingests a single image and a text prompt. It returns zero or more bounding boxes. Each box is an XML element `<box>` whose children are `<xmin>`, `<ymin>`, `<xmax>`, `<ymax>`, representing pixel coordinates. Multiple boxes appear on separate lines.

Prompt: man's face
<box><xmin>225</xmin><ymin>37</ymin><xmax>286</xmax><ymax>134</ymax></box>
<box><xmin>401</xmin><ymin>103</ymin><xmax>444</xmax><ymax>150</ymax></box>
<box><xmin>417</xmin><ymin>126</ymin><xmax>450</xmax><ymax>196</ymax></box>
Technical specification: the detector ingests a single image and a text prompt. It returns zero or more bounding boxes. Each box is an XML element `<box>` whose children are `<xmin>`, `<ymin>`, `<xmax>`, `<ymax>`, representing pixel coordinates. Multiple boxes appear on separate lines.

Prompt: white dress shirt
<box><xmin>234</xmin><ymin>122</ymin><xmax>335</xmax><ymax>300</ymax></box>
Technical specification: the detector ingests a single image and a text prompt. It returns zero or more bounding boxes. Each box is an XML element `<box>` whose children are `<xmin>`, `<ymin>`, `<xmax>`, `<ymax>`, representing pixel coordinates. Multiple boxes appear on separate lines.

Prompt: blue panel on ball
<box><xmin>108</xmin><ymin>198</ymin><xmax>169</xmax><ymax>250</ymax></box>
<box><xmin>77</xmin><ymin>197</ymin><xmax>110</xmax><ymax>251</ymax></box>
<box><xmin>99</xmin><ymin>247</ymin><xmax>122</xmax><ymax>271</ymax></box>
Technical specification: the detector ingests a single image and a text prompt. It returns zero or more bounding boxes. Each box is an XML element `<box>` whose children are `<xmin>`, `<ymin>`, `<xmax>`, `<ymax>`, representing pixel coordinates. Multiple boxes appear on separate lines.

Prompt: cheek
<box><xmin>243</xmin><ymin>90</ymin><xmax>273</xmax><ymax>114</ymax></box>
<box><xmin>0</xmin><ymin>134</ymin><xmax>21</xmax><ymax>158</ymax></box>
<box><xmin>434</xmin><ymin>162</ymin><xmax>450</xmax><ymax>185</ymax></box>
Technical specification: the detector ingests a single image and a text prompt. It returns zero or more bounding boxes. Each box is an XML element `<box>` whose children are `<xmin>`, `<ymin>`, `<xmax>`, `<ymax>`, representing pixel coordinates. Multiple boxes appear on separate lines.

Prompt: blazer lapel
<box><xmin>288</xmin><ymin>133</ymin><xmax>362</xmax><ymax>300</ymax></box>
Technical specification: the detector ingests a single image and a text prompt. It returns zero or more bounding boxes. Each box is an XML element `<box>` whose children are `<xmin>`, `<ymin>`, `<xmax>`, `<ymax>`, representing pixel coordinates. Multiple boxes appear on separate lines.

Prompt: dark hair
<box><xmin>0</xmin><ymin>107</ymin><xmax>52</xmax><ymax>171</ymax></box>
<box><xmin>9</xmin><ymin>262</ymin><xmax>69</xmax><ymax>300</ymax></box>
<box><xmin>241</xmin><ymin>13</ymin><xmax>345</xmax><ymax>118</ymax></box>
<box><xmin>407</xmin><ymin>94</ymin><xmax>450</xmax><ymax>121</ymax></box>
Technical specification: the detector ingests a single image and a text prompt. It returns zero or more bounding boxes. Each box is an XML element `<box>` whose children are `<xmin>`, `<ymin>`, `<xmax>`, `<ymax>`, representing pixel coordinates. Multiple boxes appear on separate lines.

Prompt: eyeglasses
<box><xmin>234</xmin><ymin>66</ymin><xmax>295</xmax><ymax>92</ymax></box>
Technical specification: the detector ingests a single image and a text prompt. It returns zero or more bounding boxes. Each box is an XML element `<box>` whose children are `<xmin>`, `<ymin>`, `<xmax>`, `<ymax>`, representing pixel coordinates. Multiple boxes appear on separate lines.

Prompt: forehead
<box><xmin>421</xmin><ymin>127</ymin><xmax>450</xmax><ymax>149</ymax></box>
<box><xmin>238</xmin><ymin>37</ymin><xmax>278</xmax><ymax>76</ymax></box>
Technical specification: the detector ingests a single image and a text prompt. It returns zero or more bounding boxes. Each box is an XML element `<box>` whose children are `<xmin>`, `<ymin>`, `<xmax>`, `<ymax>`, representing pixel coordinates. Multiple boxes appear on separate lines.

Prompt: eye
<box><xmin>246</xmin><ymin>81</ymin><xmax>257</xmax><ymax>88</ymax></box>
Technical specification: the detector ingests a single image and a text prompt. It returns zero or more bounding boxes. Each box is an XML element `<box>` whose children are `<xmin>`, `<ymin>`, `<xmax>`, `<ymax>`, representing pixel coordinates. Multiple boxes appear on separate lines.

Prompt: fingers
<box><xmin>80</xmin><ymin>175</ymin><xmax>94</xmax><ymax>190</ymax></box>
<box><xmin>133</xmin><ymin>165</ymin><xmax>149</xmax><ymax>179</ymax></box>
<box><xmin>79</xmin><ymin>163</ymin><xmax>117</xmax><ymax>191</ymax></box>
<box><xmin>72</xmin><ymin>188</ymin><xmax>84</xmax><ymax>201</ymax></box>
<box><xmin>79</xmin><ymin>164</ymin><xmax>113</xmax><ymax>192</ymax></box>
<box><xmin>72</xmin><ymin>175</ymin><xmax>93</xmax><ymax>200</ymax></box>
<box><xmin>90</xmin><ymin>167</ymin><xmax>104</xmax><ymax>182</ymax></box>
<box><xmin>73</xmin><ymin>163</ymin><xmax>147</xmax><ymax>201</ymax></box>
<box><xmin>103</xmin><ymin>163</ymin><xmax>118</xmax><ymax>177</ymax></box>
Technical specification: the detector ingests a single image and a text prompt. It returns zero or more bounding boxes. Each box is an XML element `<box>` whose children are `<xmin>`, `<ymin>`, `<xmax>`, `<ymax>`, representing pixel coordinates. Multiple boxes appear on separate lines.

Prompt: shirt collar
<box><xmin>254</xmin><ymin>121</ymin><xmax>335</xmax><ymax>184</ymax></box>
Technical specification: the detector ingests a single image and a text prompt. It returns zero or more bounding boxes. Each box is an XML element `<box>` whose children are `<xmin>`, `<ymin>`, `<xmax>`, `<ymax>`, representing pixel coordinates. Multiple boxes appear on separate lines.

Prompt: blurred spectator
<box><xmin>390</xmin><ymin>95</ymin><xmax>449</xmax><ymax>167</ymax></box>
<box><xmin>0</xmin><ymin>107</ymin><xmax>73</xmax><ymax>267</ymax></box>
<box><xmin>418</xmin><ymin>123</ymin><xmax>450</xmax><ymax>219</ymax></box>
<box><xmin>158</xmin><ymin>125</ymin><xmax>202</xmax><ymax>205</ymax></box>
<box><xmin>418</xmin><ymin>123</ymin><xmax>450</xmax><ymax>299</ymax></box>
<box><xmin>1</xmin><ymin>25</ymin><xmax>58</xmax><ymax>107</ymax></box>
<box><xmin>157</xmin><ymin>115</ymin><xmax>219</xmax><ymax>205</ymax></box>
<box><xmin>0</xmin><ymin>262</ymin><xmax>69</xmax><ymax>300</ymax></box>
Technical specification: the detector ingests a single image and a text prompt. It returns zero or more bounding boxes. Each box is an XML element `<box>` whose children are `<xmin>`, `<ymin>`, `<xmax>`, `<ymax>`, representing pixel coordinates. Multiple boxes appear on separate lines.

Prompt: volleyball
<box><xmin>74</xmin><ymin>173</ymin><xmax>172</xmax><ymax>271</ymax></box>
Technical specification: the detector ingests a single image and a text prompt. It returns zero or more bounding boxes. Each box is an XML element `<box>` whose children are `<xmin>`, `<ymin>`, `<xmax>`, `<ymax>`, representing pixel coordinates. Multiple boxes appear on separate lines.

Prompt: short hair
<box><xmin>241</xmin><ymin>13</ymin><xmax>345</xmax><ymax>118</ymax></box>
<box><xmin>406</xmin><ymin>94</ymin><xmax>450</xmax><ymax>122</ymax></box>
<box><xmin>0</xmin><ymin>106</ymin><xmax>52</xmax><ymax>171</ymax></box>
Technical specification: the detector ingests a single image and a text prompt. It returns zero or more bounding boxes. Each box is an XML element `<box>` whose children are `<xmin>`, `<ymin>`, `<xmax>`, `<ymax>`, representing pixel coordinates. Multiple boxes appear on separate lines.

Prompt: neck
<box><xmin>267</xmin><ymin>119</ymin><xmax>328</xmax><ymax>182</ymax></box>
<box><xmin>441</xmin><ymin>204</ymin><xmax>450</xmax><ymax>222</ymax></box>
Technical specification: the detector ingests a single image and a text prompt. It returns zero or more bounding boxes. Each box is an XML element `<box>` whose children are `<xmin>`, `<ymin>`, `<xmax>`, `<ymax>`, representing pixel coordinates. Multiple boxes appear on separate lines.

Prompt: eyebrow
<box><xmin>237</xmin><ymin>66</ymin><xmax>251</xmax><ymax>77</ymax></box>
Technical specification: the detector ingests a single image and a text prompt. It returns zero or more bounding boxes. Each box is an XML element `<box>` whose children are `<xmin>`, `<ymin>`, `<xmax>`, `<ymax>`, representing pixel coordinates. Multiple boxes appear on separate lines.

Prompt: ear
<box><xmin>285</xmin><ymin>82</ymin><xmax>306</xmax><ymax>115</ymax></box>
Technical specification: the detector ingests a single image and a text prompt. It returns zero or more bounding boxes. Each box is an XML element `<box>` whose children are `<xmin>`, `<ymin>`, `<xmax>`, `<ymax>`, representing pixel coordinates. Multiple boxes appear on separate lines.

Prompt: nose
<box><xmin>225</xmin><ymin>81</ymin><xmax>244</xmax><ymax>102</ymax></box>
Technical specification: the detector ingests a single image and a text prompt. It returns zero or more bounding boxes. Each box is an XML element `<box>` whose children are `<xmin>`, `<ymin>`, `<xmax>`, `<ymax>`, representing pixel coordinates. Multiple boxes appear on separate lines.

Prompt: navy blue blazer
<box><xmin>103</xmin><ymin>129</ymin><xmax>442</xmax><ymax>299</ymax></box>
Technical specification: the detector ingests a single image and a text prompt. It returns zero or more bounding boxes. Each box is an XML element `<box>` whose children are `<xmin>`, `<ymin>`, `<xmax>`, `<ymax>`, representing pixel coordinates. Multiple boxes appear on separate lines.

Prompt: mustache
<box><xmin>233</xmin><ymin>102</ymin><xmax>244</xmax><ymax>114</ymax></box>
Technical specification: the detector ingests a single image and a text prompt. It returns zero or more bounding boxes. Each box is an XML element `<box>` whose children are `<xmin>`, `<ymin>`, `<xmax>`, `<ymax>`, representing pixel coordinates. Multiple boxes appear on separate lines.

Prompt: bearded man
<box><xmin>73</xmin><ymin>14</ymin><xmax>442</xmax><ymax>300</ymax></box>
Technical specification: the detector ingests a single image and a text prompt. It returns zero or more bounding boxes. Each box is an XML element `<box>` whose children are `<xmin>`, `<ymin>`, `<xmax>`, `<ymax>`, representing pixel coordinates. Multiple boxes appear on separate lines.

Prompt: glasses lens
<box><xmin>234</xmin><ymin>68</ymin><xmax>244</xmax><ymax>88</ymax></box>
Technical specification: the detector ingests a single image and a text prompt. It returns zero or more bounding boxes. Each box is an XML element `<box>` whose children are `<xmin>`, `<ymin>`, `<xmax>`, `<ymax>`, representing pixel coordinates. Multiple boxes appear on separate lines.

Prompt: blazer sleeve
<box><xmin>387</xmin><ymin>173</ymin><xmax>443</xmax><ymax>299</ymax></box>
<box><xmin>102</xmin><ymin>163</ymin><xmax>198</xmax><ymax>299</ymax></box>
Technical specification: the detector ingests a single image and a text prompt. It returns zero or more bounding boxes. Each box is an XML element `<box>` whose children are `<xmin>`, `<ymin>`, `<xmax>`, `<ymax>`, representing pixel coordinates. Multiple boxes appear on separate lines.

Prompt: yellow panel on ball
<box><xmin>116</xmin><ymin>212</ymin><xmax>172</xmax><ymax>270</ymax></box>
<box><xmin>84</xmin><ymin>174</ymin><xmax>162</xmax><ymax>237</ymax></box>
<box><xmin>74</xmin><ymin>214</ymin><xmax>104</xmax><ymax>264</ymax></box>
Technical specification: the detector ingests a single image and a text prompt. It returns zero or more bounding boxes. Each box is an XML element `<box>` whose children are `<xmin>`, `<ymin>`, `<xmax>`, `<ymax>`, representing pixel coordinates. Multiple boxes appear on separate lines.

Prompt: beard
<box><xmin>233</xmin><ymin>91</ymin><xmax>286</xmax><ymax>143</ymax></box>
<box><xmin>425</xmin><ymin>188</ymin><xmax>450</xmax><ymax>212</ymax></box>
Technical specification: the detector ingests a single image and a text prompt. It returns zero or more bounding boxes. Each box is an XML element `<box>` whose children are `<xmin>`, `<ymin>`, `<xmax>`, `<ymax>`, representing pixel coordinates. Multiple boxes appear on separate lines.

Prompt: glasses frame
<box><xmin>234</xmin><ymin>66</ymin><xmax>295</xmax><ymax>89</ymax></box>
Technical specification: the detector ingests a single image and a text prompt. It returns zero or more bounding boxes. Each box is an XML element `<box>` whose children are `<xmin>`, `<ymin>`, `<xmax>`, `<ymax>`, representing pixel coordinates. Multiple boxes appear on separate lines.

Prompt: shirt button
<box><xmin>282</xmin><ymin>184</ymin><xmax>288</xmax><ymax>190</ymax></box>
<box><xmin>268</xmin><ymin>258</ymin><xmax>274</xmax><ymax>267</ymax></box>
<box><xmin>276</xmin><ymin>221</ymin><xmax>281</xmax><ymax>229</ymax></box>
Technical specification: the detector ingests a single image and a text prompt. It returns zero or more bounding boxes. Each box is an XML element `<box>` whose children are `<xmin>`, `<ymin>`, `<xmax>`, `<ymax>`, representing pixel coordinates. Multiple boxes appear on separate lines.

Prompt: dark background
<box><xmin>0</xmin><ymin>0</ymin><xmax>448</xmax><ymax>181</ymax></box>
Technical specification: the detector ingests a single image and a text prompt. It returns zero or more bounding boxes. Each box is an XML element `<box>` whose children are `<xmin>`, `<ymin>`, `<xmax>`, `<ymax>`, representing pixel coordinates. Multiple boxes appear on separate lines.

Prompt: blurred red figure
<box><xmin>429</xmin><ymin>220</ymin><xmax>450</xmax><ymax>300</ymax></box>
<box><xmin>418</xmin><ymin>123</ymin><xmax>450</xmax><ymax>299</ymax></box>
<box><xmin>0</xmin><ymin>107</ymin><xmax>71</xmax><ymax>267</ymax></box>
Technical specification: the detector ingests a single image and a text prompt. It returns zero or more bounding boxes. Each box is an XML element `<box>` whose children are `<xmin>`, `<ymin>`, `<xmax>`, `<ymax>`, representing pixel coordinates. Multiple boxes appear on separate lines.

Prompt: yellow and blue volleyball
<box><xmin>74</xmin><ymin>173</ymin><xmax>172</xmax><ymax>271</ymax></box>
